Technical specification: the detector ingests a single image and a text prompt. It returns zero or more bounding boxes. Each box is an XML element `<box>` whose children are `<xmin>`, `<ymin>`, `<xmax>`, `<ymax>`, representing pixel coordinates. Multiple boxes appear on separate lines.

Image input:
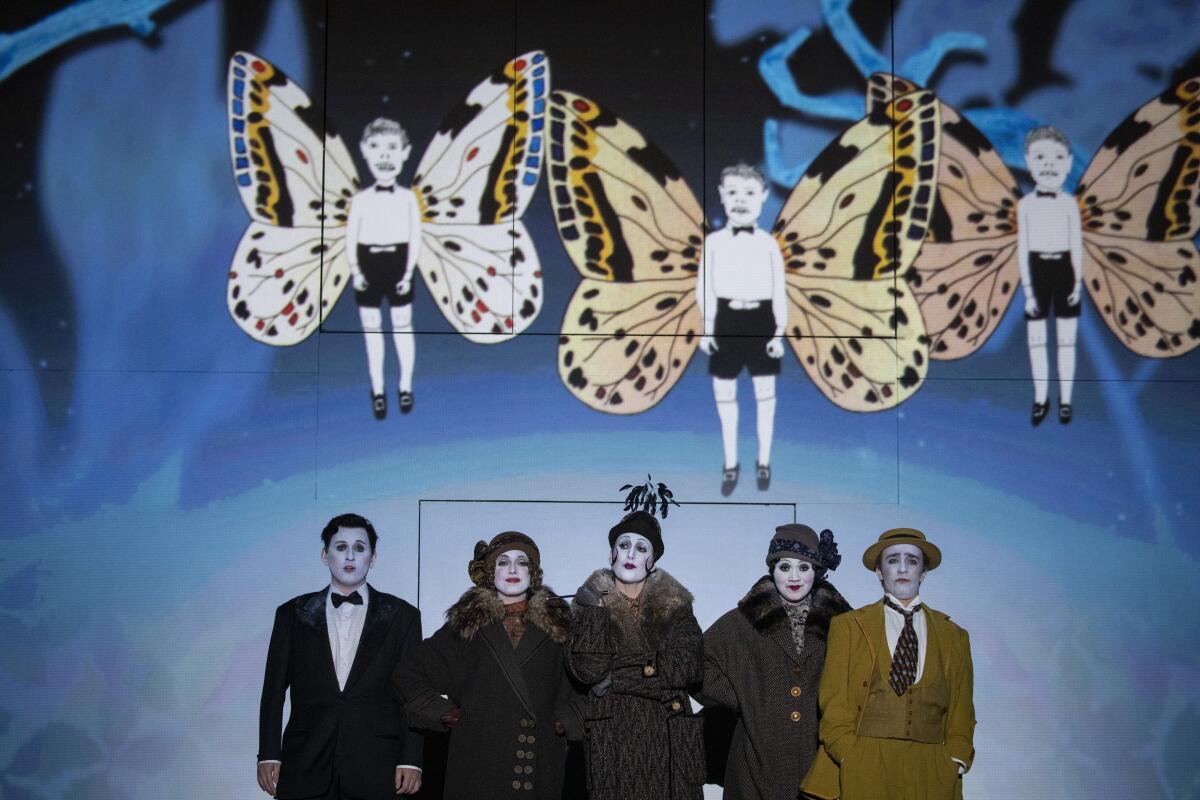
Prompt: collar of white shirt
<box><xmin>884</xmin><ymin>593</ymin><xmax>923</xmax><ymax>613</ymax></box>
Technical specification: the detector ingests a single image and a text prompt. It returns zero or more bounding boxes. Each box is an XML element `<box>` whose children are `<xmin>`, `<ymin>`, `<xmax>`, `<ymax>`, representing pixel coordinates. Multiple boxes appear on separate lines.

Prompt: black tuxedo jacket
<box><xmin>258</xmin><ymin>585</ymin><xmax>423</xmax><ymax>799</ymax></box>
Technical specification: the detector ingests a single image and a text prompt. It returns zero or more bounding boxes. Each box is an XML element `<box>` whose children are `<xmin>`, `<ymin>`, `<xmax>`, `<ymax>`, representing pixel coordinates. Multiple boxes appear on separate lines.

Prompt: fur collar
<box><xmin>574</xmin><ymin>568</ymin><xmax>694</xmax><ymax>649</ymax></box>
<box><xmin>737</xmin><ymin>576</ymin><xmax>850</xmax><ymax>640</ymax></box>
<box><xmin>446</xmin><ymin>585</ymin><xmax>571</xmax><ymax>644</ymax></box>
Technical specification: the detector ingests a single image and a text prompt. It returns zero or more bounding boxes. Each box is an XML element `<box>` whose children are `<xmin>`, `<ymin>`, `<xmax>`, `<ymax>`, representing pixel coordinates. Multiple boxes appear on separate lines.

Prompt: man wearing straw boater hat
<box><xmin>800</xmin><ymin>528</ymin><xmax>975</xmax><ymax>800</ymax></box>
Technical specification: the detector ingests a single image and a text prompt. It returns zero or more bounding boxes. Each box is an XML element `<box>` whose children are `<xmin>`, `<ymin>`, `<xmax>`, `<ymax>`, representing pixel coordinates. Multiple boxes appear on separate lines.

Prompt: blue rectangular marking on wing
<box><xmin>232</xmin><ymin>99</ymin><xmax>244</xmax><ymax>116</ymax></box>
<box><xmin>532</xmin><ymin>118</ymin><xmax>544</xmax><ymax>132</ymax></box>
<box><xmin>233</xmin><ymin>79</ymin><xmax>245</xmax><ymax>97</ymax></box>
<box><xmin>523</xmin><ymin>173</ymin><xmax>538</xmax><ymax>186</ymax></box>
<box><xmin>529</xmin><ymin>137</ymin><xmax>541</xmax><ymax>154</ymax></box>
<box><xmin>233</xmin><ymin>119</ymin><xmax>245</xmax><ymax>133</ymax></box>
<box><xmin>526</xmin><ymin>156</ymin><xmax>540</xmax><ymax>169</ymax></box>
<box><xmin>534</xmin><ymin>99</ymin><xmax>545</xmax><ymax>114</ymax></box>
<box><xmin>235</xmin><ymin>138</ymin><xmax>247</xmax><ymax>154</ymax></box>
<box><xmin>237</xmin><ymin>173</ymin><xmax>252</xmax><ymax>186</ymax></box>
<box><xmin>533</xmin><ymin>79</ymin><xmax>545</xmax><ymax>96</ymax></box>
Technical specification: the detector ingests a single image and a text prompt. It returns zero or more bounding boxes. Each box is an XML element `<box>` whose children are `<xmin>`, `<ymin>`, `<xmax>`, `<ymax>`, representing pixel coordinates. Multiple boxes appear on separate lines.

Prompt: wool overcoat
<box><xmin>800</xmin><ymin>599</ymin><xmax>976</xmax><ymax>800</ymax></box>
<box><xmin>699</xmin><ymin>578</ymin><xmax>851</xmax><ymax>800</ymax></box>
<box><xmin>395</xmin><ymin>585</ymin><xmax>585</xmax><ymax>800</ymax></box>
<box><xmin>567</xmin><ymin>568</ymin><xmax>706</xmax><ymax>800</ymax></box>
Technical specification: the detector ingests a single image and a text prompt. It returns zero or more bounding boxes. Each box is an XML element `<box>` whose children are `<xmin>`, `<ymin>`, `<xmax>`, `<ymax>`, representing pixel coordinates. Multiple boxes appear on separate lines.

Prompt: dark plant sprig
<box><xmin>619</xmin><ymin>474</ymin><xmax>680</xmax><ymax>519</ymax></box>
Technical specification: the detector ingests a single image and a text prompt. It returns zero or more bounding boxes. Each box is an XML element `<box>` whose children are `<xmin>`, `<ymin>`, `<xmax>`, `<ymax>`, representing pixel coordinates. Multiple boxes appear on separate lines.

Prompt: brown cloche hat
<box><xmin>767</xmin><ymin>523</ymin><xmax>841</xmax><ymax>571</ymax></box>
<box><xmin>468</xmin><ymin>531</ymin><xmax>542</xmax><ymax>587</ymax></box>
<box><xmin>861</xmin><ymin>527</ymin><xmax>942</xmax><ymax>571</ymax></box>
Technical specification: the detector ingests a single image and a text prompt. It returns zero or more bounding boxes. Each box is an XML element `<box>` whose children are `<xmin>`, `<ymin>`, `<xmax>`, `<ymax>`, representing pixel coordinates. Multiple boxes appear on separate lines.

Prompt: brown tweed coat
<box><xmin>567</xmin><ymin>568</ymin><xmax>706</xmax><ymax>800</ymax></box>
<box><xmin>395</xmin><ymin>586</ymin><xmax>585</xmax><ymax>800</ymax></box>
<box><xmin>699</xmin><ymin>578</ymin><xmax>850</xmax><ymax>800</ymax></box>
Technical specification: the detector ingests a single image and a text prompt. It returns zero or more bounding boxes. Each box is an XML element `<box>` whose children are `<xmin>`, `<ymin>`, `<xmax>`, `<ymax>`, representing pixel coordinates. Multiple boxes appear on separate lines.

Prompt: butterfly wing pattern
<box><xmin>412</xmin><ymin>52</ymin><xmax>550</xmax><ymax>342</ymax></box>
<box><xmin>226</xmin><ymin>52</ymin><xmax>359</xmax><ymax>345</ymax></box>
<box><xmin>774</xmin><ymin>87</ymin><xmax>940</xmax><ymax>411</ymax></box>
<box><xmin>865</xmin><ymin>74</ymin><xmax>1022</xmax><ymax>361</ymax></box>
<box><xmin>1076</xmin><ymin>75</ymin><xmax>1200</xmax><ymax>357</ymax></box>
<box><xmin>548</xmin><ymin>90</ymin><xmax>706</xmax><ymax>414</ymax></box>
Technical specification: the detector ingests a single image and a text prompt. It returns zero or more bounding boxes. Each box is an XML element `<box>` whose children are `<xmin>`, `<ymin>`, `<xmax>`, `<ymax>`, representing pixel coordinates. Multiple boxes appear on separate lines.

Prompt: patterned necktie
<box><xmin>884</xmin><ymin>598</ymin><xmax>922</xmax><ymax>696</ymax></box>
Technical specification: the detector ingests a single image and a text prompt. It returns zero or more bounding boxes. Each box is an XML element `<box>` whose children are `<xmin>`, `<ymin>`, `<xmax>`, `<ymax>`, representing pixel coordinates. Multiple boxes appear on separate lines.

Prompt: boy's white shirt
<box><xmin>345</xmin><ymin>183</ymin><xmax>423</xmax><ymax>278</ymax></box>
<box><xmin>697</xmin><ymin>225</ymin><xmax>787</xmax><ymax>338</ymax></box>
<box><xmin>1016</xmin><ymin>190</ymin><xmax>1083</xmax><ymax>298</ymax></box>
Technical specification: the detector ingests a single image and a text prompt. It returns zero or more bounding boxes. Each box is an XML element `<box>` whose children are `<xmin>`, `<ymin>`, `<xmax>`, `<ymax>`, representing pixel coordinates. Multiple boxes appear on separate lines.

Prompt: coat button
<box><xmin>644</xmin><ymin>664</ymin><xmax>656</xmax><ymax>677</ymax></box>
<box><xmin>862</xmin><ymin>680</ymin><xmax>868</xmax><ymax>687</ymax></box>
<box><xmin>517</xmin><ymin>750</ymin><xmax>525</xmax><ymax>758</ymax></box>
<box><xmin>524</xmin><ymin>765</ymin><xmax>533</xmax><ymax>774</ymax></box>
<box><xmin>512</xmin><ymin>780</ymin><xmax>522</xmax><ymax>789</ymax></box>
<box><xmin>790</xmin><ymin>686</ymin><xmax>802</xmax><ymax>697</ymax></box>
<box><xmin>514</xmin><ymin>766</ymin><xmax>523</xmax><ymax>775</ymax></box>
<box><xmin>518</xmin><ymin>734</ymin><xmax>527</xmax><ymax>743</ymax></box>
<box><xmin>670</xmin><ymin>700</ymin><xmax>682</xmax><ymax>712</ymax></box>
<box><xmin>523</xmin><ymin>781</ymin><xmax>533</xmax><ymax>790</ymax></box>
<box><xmin>790</xmin><ymin>711</ymin><xmax>801</xmax><ymax>722</ymax></box>
<box><xmin>527</xmin><ymin>735</ymin><xmax>536</xmax><ymax>744</ymax></box>
<box><xmin>520</xmin><ymin>719</ymin><xmax>530</xmax><ymax>728</ymax></box>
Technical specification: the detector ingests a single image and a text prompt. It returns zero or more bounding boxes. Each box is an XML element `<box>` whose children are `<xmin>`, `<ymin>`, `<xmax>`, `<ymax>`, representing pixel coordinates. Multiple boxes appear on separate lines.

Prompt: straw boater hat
<box><xmin>862</xmin><ymin>527</ymin><xmax>942</xmax><ymax>571</ymax></box>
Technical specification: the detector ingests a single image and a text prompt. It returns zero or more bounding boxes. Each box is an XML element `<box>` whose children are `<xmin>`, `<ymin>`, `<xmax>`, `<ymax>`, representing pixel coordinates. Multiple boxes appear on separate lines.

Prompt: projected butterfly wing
<box><xmin>416</xmin><ymin>221</ymin><xmax>542</xmax><ymax>342</ymax></box>
<box><xmin>774</xmin><ymin>89</ymin><xmax>938</xmax><ymax>411</ymax></box>
<box><xmin>548</xmin><ymin>90</ymin><xmax>705</xmax><ymax>413</ymax></box>
<box><xmin>225</xmin><ymin>52</ymin><xmax>357</xmax><ymax>345</ymax></box>
<box><xmin>1077</xmin><ymin>75</ymin><xmax>1200</xmax><ymax>356</ymax></box>
<box><xmin>413</xmin><ymin>52</ymin><xmax>549</xmax><ymax>340</ymax></box>
<box><xmin>866</xmin><ymin>73</ymin><xmax>1021</xmax><ymax>360</ymax></box>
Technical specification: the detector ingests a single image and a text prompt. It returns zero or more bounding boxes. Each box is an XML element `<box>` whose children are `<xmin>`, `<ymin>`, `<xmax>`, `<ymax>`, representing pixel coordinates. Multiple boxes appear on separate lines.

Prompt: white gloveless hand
<box><xmin>700</xmin><ymin>335</ymin><xmax>718</xmax><ymax>355</ymax></box>
<box><xmin>765</xmin><ymin>337</ymin><xmax>784</xmax><ymax>358</ymax></box>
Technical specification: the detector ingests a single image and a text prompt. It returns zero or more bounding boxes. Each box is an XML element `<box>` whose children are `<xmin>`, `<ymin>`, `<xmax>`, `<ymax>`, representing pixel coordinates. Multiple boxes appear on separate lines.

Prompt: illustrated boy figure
<box><xmin>1017</xmin><ymin>126</ymin><xmax>1083</xmax><ymax>426</ymax></box>
<box><xmin>257</xmin><ymin>513</ymin><xmax>423</xmax><ymax>799</ymax></box>
<box><xmin>346</xmin><ymin>118</ymin><xmax>424</xmax><ymax>419</ymax></box>
<box><xmin>802</xmin><ymin>528</ymin><xmax>976</xmax><ymax>800</ymax></box>
<box><xmin>697</xmin><ymin>163</ymin><xmax>787</xmax><ymax>496</ymax></box>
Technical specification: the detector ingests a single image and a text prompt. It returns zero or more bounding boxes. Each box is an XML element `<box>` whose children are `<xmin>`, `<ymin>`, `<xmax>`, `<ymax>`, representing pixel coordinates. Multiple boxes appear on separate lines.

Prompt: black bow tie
<box><xmin>732</xmin><ymin>226</ymin><xmax>754</xmax><ymax>235</ymax></box>
<box><xmin>331</xmin><ymin>591</ymin><xmax>363</xmax><ymax>608</ymax></box>
<box><xmin>375</xmin><ymin>184</ymin><xmax>395</xmax><ymax>193</ymax></box>
<box><xmin>1036</xmin><ymin>191</ymin><xmax>1056</xmax><ymax>198</ymax></box>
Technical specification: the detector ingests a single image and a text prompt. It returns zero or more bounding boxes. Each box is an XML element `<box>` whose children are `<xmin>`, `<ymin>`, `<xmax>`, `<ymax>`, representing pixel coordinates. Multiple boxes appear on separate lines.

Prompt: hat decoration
<box><xmin>619</xmin><ymin>475</ymin><xmax>680</xmax><ymax>518</ymax></box>
<box><xmin>768</xmin><ymin>527</ymin><xmax>842</xmax><ymax>571</ymax></box>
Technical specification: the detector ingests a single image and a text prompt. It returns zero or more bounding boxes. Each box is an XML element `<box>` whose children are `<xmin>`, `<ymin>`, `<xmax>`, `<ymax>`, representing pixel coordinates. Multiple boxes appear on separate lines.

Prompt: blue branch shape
<box><xmin>0</xmin><ymin>0</ymin><xmax>178</xmax><ymax>83</ymax></box>
<box><xmin>758</xmin><ymin>0</ymin><xmax>986</xmax><ymax>187</ymax></box>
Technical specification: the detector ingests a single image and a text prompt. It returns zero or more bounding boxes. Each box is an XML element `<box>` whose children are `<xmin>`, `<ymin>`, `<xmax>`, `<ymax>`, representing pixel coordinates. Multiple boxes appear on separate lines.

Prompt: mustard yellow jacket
<box><xmin>800</xmin><ymin>600</ymin><xmax>975</xmax><ymax>799</ymax></box>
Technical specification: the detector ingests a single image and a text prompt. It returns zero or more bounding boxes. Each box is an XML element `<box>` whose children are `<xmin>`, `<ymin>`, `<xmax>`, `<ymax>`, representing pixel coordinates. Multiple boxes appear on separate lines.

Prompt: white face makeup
<box><xmin>611</xmin><ymin>533</ymin><xmax>655</xmax><ymax>585</ymax></box>
<box><xmin>1025</xmin><ymin>138</ymin><xmax>1072</xmax><ymax>193</ymax></box>
<box><xmin>875</xmin><ymin>543</ymin><xmax>926</xmax><ymax>604</ymax></box>
<box><xmin>322</xmin><ymin>526</ymin><xmax>375</xmax><ymax>592</ymax></box>
<box><xmin>494</xmin><ymin>549</ymin><xmax>531</xmax><ymax>602</ymax></box>
<box><xmin>772</xmin><ymin>557</ymin><xmax>816</xmax><ymax>603</ymax></box>
<box><xmin>718</xmin><ymin>174</ymin><xmax>767</xmax><ymax>228</ymax></box>
<box><xmin>360</xmin><ymin>133</ymin><xmax>411</xmax><ymax>186</ymax></box>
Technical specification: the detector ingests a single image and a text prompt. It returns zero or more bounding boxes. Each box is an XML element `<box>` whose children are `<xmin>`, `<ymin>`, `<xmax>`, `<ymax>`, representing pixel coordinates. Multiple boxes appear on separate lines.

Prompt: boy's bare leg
<box><xmin>390</xmin><ymin>305</ymin><xmax>415</xmax><ymax>394</ymax></box>
<box><xmin>1027</xmin><ymin>319</ymin><xmax>1049</xmax><ymax>404</ymax></box>
<box><xmin>1056</xmin><ymin>317</ymin><xmax>1077</xmax><ymax>405</ymax></box>
<box><xmin>713</xmin><ymin>377</ymin><xmax>738</xmax><ymax>470</ymax></box>
<box><xmin>360</xmin><ymin>307</ymin><xmax>386</xmax><ymax>397</ymax></box>
<box><xmin>752</xmin><ymin>375</ymin><xmax>775</xmax><ymax>467</ymax></box>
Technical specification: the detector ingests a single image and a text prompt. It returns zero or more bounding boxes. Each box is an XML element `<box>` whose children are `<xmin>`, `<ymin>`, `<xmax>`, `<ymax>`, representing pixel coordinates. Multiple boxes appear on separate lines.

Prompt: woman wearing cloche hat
<box><xmin>395</xmin><ymin>531</ymin><xmax>585</xmax><ymax>799</ymax></box>
<box><xmin>698</xmin><ymin>523</ymin><xmax>851</xmax><ymax>799</ymax></box>
<box><xmin>801</xmin><ymin>527</ymin><xmax>976</xmax><ymax>800</ymax></box>
<box><xmin>567</xmin><ymin>478</ymin><xmax>705</xmax><ymax>800</ymax></box>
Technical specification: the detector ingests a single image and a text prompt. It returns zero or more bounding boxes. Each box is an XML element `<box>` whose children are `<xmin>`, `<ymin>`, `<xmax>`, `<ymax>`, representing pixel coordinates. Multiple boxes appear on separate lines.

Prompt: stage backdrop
<box><xmin>1</xmin><ymin>1</ymin><xmax>1198</xmax><ymax>798</ymax></box>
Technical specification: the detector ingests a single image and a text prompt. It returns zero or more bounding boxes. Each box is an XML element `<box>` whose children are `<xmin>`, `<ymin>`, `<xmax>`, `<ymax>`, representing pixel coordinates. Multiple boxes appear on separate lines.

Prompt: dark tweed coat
<box><xmin>698</xmin><ymin>578</ymin><xmax>850</xmax><ymax>800</ymax></box>
<box><xmin>394</xmin><ymin>586</ymin><xmax>584</xmax><ymax>800</ymax></box>
<box><xmin>567</xmin><ymin>568</ymin><xmax>706</xmax><ymax>800</ymax></box>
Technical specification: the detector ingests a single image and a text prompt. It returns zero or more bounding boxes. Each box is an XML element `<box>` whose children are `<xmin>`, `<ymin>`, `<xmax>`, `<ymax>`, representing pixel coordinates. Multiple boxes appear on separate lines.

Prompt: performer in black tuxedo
<box><xmin>257</xmin><ymin>513</ymin><xmax>423</xmax><ymax>798</ymax></box>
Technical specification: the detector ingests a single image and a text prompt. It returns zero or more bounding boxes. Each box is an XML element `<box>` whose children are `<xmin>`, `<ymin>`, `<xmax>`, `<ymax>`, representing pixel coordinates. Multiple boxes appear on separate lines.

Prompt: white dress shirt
<box><xmin>697</xmin><ymin>225</ymin><xmax>787</xmax><ymax>337</ymax></box>
<box><xmin>327</xmin><ymin>584</ymin><xmax>370</xmax><ymax>691</ymax></box>
<box><xmin>345</xmin><ymin>183</ymin><xmax>423</xmax><ymax>275</ymax></box>
<box><xmin>1016</xmin><ymin>189</ymin><xmax>1083</xmax><ymax>296</ymax></box>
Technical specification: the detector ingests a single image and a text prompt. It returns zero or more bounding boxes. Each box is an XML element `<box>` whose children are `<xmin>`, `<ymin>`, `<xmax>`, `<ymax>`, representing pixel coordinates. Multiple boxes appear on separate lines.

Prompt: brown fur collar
<box><xmin>446</xmin><ymin>585</ymin><xmax>571</xmax><ymax>644</ymax></box>
<box><xmin>574</xmin><ymin>568</ymin><xmax>694</xmax><ymax>649</ymax></box>
<box><xmin>737</xmin><ymin>576</ymin><xmax>850</xmax><ymax>641</ymax></box>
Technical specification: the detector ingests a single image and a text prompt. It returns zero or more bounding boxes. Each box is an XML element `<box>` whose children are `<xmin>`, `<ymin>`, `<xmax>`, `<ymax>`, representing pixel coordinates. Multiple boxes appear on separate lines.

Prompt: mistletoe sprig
<box><xmin>619</xmin><ymin>475</ymin><xmax>680</xmax><ymax>519</ymax></box>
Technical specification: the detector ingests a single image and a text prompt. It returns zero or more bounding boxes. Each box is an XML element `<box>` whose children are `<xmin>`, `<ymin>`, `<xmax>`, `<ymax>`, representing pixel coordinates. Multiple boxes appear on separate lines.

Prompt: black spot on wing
<box><xmin>582</xmin><ymin>172</ymin><xmax>635</xmax><ymax>281</ymax></box>
<box><xmin>436</xmin><ymin>100</ymin><xmax>485</xmax><ymax>139</ymax></box>
<box><xmin>943</xmin><ymin>116</ymin><xmax>995</xmax><ymax>158</ymax></box>
<box><xmin>1099</xmin><ymin>113</ymin><xmax>1154</xmax><ymax>157</ymax></box>
<box><xmin>626</xmin><ymin>141</ymin><xmax>685</xmax><ymax>188</ymax></box>
<box><xmin>258</xmin><ymin>128</ymin><xmax>295</xmax><ymax>227</ymax></box>
<box><xmin>804</xmin><ymin>139</ymin><xmax>861</xmax><ymax>184</ymax></box>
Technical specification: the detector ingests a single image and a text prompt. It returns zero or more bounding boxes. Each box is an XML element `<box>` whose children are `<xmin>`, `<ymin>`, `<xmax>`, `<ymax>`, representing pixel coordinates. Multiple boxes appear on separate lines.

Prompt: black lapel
<box><xmin>514</xmin><ymin>621</ymin><xmax>548</xmax><ymax>665</ymax></box>
<box><xmin>298</xmin><ymin>588</ymin><xmax>340</xmax><ymax>694</ymax></box>
<box><xmin>344</xmin><ymin>585</ymin><xmax>396</xmax><ymax>694</ymax></box>
<box><xmin>479</xmin><ymin>622</ymin><xmax>536</xmax><ymax>717</ymax></box>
